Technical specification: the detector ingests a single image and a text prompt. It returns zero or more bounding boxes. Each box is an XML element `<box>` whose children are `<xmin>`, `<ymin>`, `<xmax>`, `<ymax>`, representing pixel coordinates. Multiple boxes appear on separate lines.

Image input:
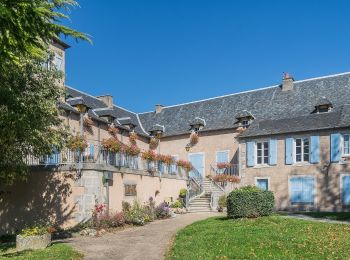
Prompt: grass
<box><xmin>295</xmin><ymin>212</ymin><xmax>350</xmax><ymax>222</ymax></box>
<box><xmin>0</xmin><ymin>237</ymin><xmax>83</xmax><ymax>260</ymax></box>
<box><xmin>167</xmin><ymin>215</ymin><xmax>350</xmax><ymax>259</ymax></box>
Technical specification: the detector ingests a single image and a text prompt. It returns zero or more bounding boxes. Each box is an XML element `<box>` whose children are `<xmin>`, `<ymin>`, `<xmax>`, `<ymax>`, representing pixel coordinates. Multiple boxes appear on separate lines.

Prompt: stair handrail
<box><xmin>186</xmin><ymin>167</ymin><xmax>205</xmax><ymax>208</ymax></box>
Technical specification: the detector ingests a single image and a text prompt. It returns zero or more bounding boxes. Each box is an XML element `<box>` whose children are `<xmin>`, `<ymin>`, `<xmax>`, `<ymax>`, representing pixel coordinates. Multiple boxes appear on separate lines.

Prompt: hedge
<box><xmin>227</xmin><ymin>185</ymin><xmax>275</xmax><ymax>218</ymax></box>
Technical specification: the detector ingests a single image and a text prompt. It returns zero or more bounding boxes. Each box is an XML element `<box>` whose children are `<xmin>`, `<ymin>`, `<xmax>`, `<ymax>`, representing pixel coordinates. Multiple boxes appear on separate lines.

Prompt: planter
<box><xmin>16</xmin><ymin>233</ymin><xmax>51</xmax><ymax>251</ymax></box>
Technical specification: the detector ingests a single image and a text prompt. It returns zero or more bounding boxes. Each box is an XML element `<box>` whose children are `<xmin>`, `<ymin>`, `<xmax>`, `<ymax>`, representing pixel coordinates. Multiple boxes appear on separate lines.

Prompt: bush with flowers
<box><xmin>142</xmin><ymin>150</ymin><xmax>157</xmax><ymax>162</ymax></box>
<box><xmin>108</xmin><ymin>125</ymin><xmax>119</xmax><ymax>137</ymax></box>
<box><xmin>20</xmin><ymin>224</ymin><xmax>56</xmax><ymax>237</ymax></box>
<box><xmin>156</xmin><ymin>154</ymin><xmax>174</xmax><ymax>166</ymax></box>
<box><xmin>176</xmin><ymin>160</ymin><xmax>193</xmax><ymax>172</ymax></box>
<box><xmin>212</xmin><ymin>174</ymin><xmax>240</xmax><ymax>183</ymax></box>
<box><xmin>101</xmin><ymin>137</ymin><xmax>122</xmax><ymax>153</ymax></box>
<box><xmin>123</xmin><ymin>144</ymin><xmax>141</xmax><ymax>156</ymax></box>
<box><xmin>189</xmin><ymin>132</ymin><xmax>199</xmax><ymax>146</ymax></box>
<box><xmin>149</xmin><ymin>137</ymin><xmax>159</xmax><ymax>150</ymax></box>
<box><xmin>217</xmin><ymin>162</ymin><xmax>231</xmax><ymax>169</ymax></box>
<box><xmin>66</xmin><ymin>134</ymin><xmax>88</xmax><ymax>152</ymax></box>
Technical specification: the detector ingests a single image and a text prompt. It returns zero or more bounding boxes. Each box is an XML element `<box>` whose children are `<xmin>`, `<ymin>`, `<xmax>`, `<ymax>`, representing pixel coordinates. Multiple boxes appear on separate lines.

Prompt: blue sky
<box><xmin>62</xmin><ymin>0</ymin><xmax>350</xmax><ymax>112</ymax></box>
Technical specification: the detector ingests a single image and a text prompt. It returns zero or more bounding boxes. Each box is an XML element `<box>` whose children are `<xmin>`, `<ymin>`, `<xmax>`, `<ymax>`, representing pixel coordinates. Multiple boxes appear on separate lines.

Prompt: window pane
<box><xmin>257</xmin><ymin>179</ymin><xmax>268</xmax><ymax>191</ymax></box>
<box><xmin>257</xmin><ymin>157</ymin><xmax>262</xmax><ymax>164</ymax></box>
<box><xmin>264</xmin><ymin>156</ymin><xmax>269</xmax><ymax>164</ymax></box>
<box><xmin>344</xmin><ymin>135</ymin><xmax>350</xmax><ymax>155</ymax></box>
<box><xmin>257</xmin><ymin>143</ymin><xmax>262</xmax><ymax>149</ymax></box>
<box><xmin>296</xmin><ymin>154</ymin><xmax>302</xmax><ymax>162</ymax></box>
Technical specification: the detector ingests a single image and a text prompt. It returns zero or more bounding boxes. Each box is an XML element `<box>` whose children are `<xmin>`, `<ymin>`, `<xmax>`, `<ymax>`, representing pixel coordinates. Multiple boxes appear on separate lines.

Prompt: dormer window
<box><xmin>235</xmin><ymin>110</ymin><xmax>255</xmax><ymax>129</ymax></box>
<box><xmin>314</xmin><ymin>97</ymin><xmax>333</xmax><ymax>114</ymax></box>
<box><xmin>189</xmin><ymin>117</ymin><xmax>206</xmax><ymax>133</ymax></box>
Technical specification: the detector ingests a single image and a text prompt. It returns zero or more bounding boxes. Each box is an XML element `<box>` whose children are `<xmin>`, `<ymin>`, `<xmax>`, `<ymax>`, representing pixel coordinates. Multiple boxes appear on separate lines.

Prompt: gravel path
<box><xmin>66</xmin><ymin>212</ymin><xmax>221</xmax><ymax>260</ymax></box>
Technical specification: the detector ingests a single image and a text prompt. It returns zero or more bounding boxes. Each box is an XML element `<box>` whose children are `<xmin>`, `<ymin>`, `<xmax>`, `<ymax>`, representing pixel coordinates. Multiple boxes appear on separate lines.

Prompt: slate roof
<box><xmin>240</xmin><ymin>105</ymin><xmax>350</xmax><ymax>138</ymax></box>
<box><xmin>138</xmin><ymin>72</ymin><xmax>350</xmax><ymax>137</ymax></box>
<box><xmin>65</xmin><ymin>86</ymin><xmax>149</xmax><ymax>136</ymax></box>
<box><xmin>61</xmin><ymin>72</ymin><xmax>350</xmax><ymax>138</ymax></box>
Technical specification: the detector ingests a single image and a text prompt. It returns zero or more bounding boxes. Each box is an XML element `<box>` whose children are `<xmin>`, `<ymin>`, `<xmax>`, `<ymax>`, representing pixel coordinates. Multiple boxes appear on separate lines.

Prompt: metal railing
<box><xmin>25</xmin><ymin>145</ymin><xmax>190</xmax><ymax>178</ymax></box>
<box><xmin>185</xmin><ymin>168</ymin><xmax>204</xmax><ymax>208</ymax></box>
<box><xmin>209</xmin><ymin>163</ymin><xmax>240</xmax><ymax>190</ymax></box>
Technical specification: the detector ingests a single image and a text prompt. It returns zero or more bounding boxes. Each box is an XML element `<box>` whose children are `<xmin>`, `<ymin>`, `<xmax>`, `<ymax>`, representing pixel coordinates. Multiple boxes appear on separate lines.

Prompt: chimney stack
<box><xmin>282</xmin><ymin>72</ymin><xmax>294</xmax><ymax>91</ymax></box>
<box><xmin>97</xmin><ymin>95</ymin><xmax>113</xmax><ymax>108</ymax></box>
<box><xmin>155</xmin><ymin>104</ymin><xmax>164</xmax><ymax>114</ymax></box>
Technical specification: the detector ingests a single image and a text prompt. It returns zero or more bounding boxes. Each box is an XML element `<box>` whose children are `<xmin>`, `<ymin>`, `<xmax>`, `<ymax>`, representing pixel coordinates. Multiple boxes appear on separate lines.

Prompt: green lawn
<box><xmin>167</xmin><ymin>215</ymin><xmax>350</xmax><ymax>259</ymax></box>
<box><xmin>295</xmin><ymin>212</ymin><xmax>350</xmax><ymax>222</ymax></box>
<box><xmin>0</xmin><ymin>242</ymin><xmax>83</xmax><ymax>260</ymax></box>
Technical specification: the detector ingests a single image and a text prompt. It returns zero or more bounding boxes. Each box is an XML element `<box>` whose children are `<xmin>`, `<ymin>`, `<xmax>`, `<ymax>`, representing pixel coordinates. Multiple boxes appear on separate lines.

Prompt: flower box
<box><xmin>16</xmin><ymin>233</ymin><xmax>51</xmax><ymax>251</ymax></box>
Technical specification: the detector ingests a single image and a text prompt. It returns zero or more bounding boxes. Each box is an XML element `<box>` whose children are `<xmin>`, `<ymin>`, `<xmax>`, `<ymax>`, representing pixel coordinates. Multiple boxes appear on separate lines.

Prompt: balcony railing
<box><xmin>25</xmin><ymin>144</ymin><xmax>189</xmax><ymax>177</ymax></box>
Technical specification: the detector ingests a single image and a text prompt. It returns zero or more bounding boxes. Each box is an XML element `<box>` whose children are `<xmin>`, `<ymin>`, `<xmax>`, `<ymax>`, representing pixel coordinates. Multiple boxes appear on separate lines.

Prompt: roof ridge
<box><xmin>138</xmin><ymin>71</ymin><xmax>350</xmax><ymax>114</ymax></box>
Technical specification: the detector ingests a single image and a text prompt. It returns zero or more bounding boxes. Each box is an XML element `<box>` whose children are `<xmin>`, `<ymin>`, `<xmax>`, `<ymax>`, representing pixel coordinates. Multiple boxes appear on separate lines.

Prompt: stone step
<box><xmin>190</xmin><ymin>202</ymin><xmax>210</xmax><ymax>206</ymax></box>
<box><xmin>188</xmin><ymin>208</ymin><xmax>213</xmax><ymax>213</ymax></box>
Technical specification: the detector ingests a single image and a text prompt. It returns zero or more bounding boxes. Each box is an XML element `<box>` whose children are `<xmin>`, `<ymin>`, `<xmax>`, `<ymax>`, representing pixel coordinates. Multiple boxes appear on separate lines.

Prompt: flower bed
<box><xmin>16</xmin><ymin>225</ymin><xmax>56</xmax><ymax>251</ymax></box>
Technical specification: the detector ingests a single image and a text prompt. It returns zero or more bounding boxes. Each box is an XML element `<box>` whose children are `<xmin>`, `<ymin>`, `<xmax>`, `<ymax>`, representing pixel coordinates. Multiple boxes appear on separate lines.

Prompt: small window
<box><xmin>256</xmin><ymin>141</ymin><xmax>269</xmax><ymax>165</ymax></box>
<box><xmin>242</xmin><ymin>120</ymin><xmax>249</xmax><ymax>127</ymax></box>
<box><xmin>317</xmin><ymin>105</ymin><xmax>330</xmax><ymax>113</ymax></box>
<box><xmin>295</xmin><ymin>138</ymin><xmax>309</xmax><ymax>163</ymax></box>
<box><xmin>290</xmin><ymin>177</ymin><xmax>314</xmax><ymax>204</ymax></box>
<box><xmin>256</xmin><ymin>178</ymin><xmax>269</xmax><ymax>191</ymax></box>
<box><xmin>124</xmin><ymin>184</ymin><xmax>137</xmax><ymax>196</ymax></box>
<box><xmin>54</xmin><ymin>54</ymin><xmax>63</xmax><ymax>70</ymax></box>
<box><xmin>343</xmin><ymin>135</ymin><xmax>350</xmax><ymax>155</ymax></box>
<box><xmin>216</xmin><ymin>151</ymin><xmax>229</xmax><ymax>163</ymax></box>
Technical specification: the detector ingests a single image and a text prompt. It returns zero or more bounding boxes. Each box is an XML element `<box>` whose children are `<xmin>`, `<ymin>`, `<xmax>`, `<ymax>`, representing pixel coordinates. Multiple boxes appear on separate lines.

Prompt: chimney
<box><xmin>282</xmin><ymin>72</ymin><xmax>294</xmax><ymax>91</ymax></box>
<box><xmin>155</xmin><ymin>104</ymin><xmax>164</xmax><ymax>114</ymax></box>
<box><xmin>97</xmin><ymin>95</ymin><xmax>113</xmax><ymax>108</ymax></box>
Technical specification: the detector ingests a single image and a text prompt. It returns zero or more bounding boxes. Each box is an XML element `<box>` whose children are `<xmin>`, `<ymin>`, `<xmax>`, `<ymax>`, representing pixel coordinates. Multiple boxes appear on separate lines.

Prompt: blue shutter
<box><xmin>290</xmin><ymin>178</ymin><xmax>300</xmax><ymax>203</ymax></box>
<box><xmin>310</xmin><ymin>136</ymin><xmax>320</xmax><ymax>164</ymax></box>
<box><xmin>285</xmin><ymin>138</ymin><xmax>294</xmax><ymax>165</ymax></box>
<box><xmin>90</xmin><ymin>144</ymin><xmax>95</xmax><ymax>160</ymax></box>
<box><xmin>303</xmin><ymin>178</ymin><xmax>314</xmax><ymax>203</ymax></box>
<box><xmin>331</xmin><ymin>133</ymin><xmax>341</xmax><ymax>162</ymax></box>
<box><xmin>269</xmin><ymin>139</ymin><xmax>277</xmax><ymax>165</ymax></box>
<box><xmin>343</xmin><ymin>176</ymin><xmax>350</xmax><ymax>205</ymax></box>
<box><xmin>246</xmin><ymin>141</ymin><xmax>255</xmax><ymax>167</ymax></box>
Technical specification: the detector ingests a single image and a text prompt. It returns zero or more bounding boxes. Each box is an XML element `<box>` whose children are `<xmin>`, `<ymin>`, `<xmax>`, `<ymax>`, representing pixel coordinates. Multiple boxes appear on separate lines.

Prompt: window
<box><xmin>242</xmin><ymin>120</ymin><xmax>249</xmax><ymax>127</ymax></box>
<box><xmin>290</xmin><ymin>177</ymin><xmax>314</xmax><ymax>204</ymax></box>
<box><xmin>256</xmin><ymin>178</ymin><xmax>269</xmax><ymax>191</ymax></box>
<box><xmin>170</xmin><ymin>155</ymin><xmax>178</xmax><ymax>174</ymax></box>
<box><xmin>216</xmin><ymin>151</ymin><xmax>229</xmax><ymax>163</ymax></box>
<box><xmin>124</xmin><ymin>184</ymin><xmax>137</xmax><ymax>196</ymax></box>
<box><xmin>317</xmin><ymin>105</ymin><xmax>330</xmax><ymax>113</ymax></box>
<box><xmin>256</xmin><ymin>141</ymin><xmax>269</xmax><ymax>165</ymax></box>
<box><xmin>54</xmin><ymin>54</ymin><xmax>63</xmax><ymax>70</ymax></box>
<box><xmin>343</xmin><ymin>135</ymin><xmax>350</xmax><ymax>155</ymax></box>
<box><xmin>295</xmin><ymin>138</ymin><xmax>309</xmax><ymax>163</ymax></box>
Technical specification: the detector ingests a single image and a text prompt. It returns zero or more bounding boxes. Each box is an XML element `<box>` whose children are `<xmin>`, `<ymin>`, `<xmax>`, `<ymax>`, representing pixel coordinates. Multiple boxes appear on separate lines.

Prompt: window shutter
<box><xmin>285</xmin><ymin>138</ymin><xmax>294</xmax><ymax>165</ymax></box>
<box><xmin>331</xmin><ymin>133</ymin><xmax>341</xmax><ymax>162</ymax></box>
<box><xmin>342</xmin><ymin>176</ymin><xmax>350</xmax><ymax>205</ymax></box>
<box><xmin>310</xmin><ymin>136</ymin><xmax>320</xmax><ymax>164</ymax></box>
<box><xmin>269</xmin><ymin>139</ymin><xmax>277</xmax><ymax>165</ymax></box>
<box><xmin>246</xmin><ymin>141</ymin><xmax>255</xmax><ymax>167</ymax></box>
<box><xmin>303</xmin><ymin>178</ymin><xmax>314</xmax><ymax>203</ymax></box>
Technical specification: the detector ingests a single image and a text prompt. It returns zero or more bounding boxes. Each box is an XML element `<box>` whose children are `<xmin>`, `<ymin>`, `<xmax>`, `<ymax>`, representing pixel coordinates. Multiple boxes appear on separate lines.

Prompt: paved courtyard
<box><xmin>67</xmin><ymin>212</ymin><xmax>221</xmax><ymax>260</ymax></box>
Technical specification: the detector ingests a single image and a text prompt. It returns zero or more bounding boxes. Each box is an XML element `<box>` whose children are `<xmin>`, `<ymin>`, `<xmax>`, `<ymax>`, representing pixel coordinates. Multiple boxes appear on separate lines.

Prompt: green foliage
<box><xmin>227</xmin><ymin>186</ymin><xmax>274</xmax><ymax>218</ymax></box>
<box><xmin>179</xmin><ymin>188</ymin><xmax>187</xmax><ymax>198</ymax></box>
<box><xmin>0</xmin><ymin>243</ymin><xmax>83</xmax><ymax>259</ymax></box>
<box><xmin>218</xmin><ymin>195</ymin><xmax>227</xmax><ymax>208</ymax></box>
<box><xmin>123</xmin><ymin>200</ymin><xmax>148</xmax><ymax>226</ymax></box>
<box><xmin>170</xmin><ymin>200</ymin><xmax>182</xmax><ymax>208</ymax></box>
<box><xmin>0</xmin><ymin>60</ymin><xmax>69</xmax><ymax>184</ymax></box>
<box><xmin>20</xmin><ymin>225</ymin><xmax>49</xmax><ymax>237</ymax></box>
<box><xmin>0</xmin><ymin>0</ymin><xmax>90</xmax><ymax>184</ymax></box>
<box><xmin>0</xmin><ymin>0</ymin><xmax>91</xmax><ymax>64</ymax></box>
<box><xmin>167</xmin><ymin>216</ymin><xmax>350</xmax><ymax>259</ymax></box>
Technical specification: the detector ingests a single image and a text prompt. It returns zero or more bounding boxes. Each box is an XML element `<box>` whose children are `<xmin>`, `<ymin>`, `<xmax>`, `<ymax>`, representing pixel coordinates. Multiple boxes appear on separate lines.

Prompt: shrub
<box><xmin>218</xmin><ymin>195</ymin><xmax>227</xmax><ymax>208</ymax></box>
<box><xmin>155</xmin><ymin>202</ymin><xmax>171</xmax><ymax>219</ymax></box>
<box><xmin>93</xmin><ymin>211</ymin><xmax>125</xmax><ymax>229</ymax></box>
<box><xmin>170</xmin><ymin>200</ymin><xmax>183</xmax><ymax>208</ymax></box>
<box><xmin>124</xmin><ymin>200</ymin><xmax>147</xmax><ymax>226</ymax></box>
<box><xmin>179</xmin><ymin>188</ymin><xmax>187</xmax><ymax>198</ymax></box>
<box><xmin>227</xmin><ymin>186</ymin><xmax>274</xmax><ymax>218</ymax></box>
<box><xmin>143</xmin><ymin>197</ymin><xmax>156</xmax><ymax>222</ymax></box>
<box><xmin>20</xmin><ymin>224</ymin><xmax>56</xmax><ymax>237</ymax></box>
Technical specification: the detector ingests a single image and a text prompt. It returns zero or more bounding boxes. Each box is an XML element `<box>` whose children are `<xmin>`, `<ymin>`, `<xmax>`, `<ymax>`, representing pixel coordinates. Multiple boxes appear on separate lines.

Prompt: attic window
<box><xmin>242</xmin><ymin>119</ymin><xmax>249</xmax><ymax>128</ymax></box>
<box><xmin>235</xmin><ymin>110</ymin><xmax>254</xmax><ymax>128</ymax></box>
<box><xmin>317</xmin><ymin>105</ymin><xmax>331</xmax><ymax>113</ymax></box>
<box><xmin>314</xmin><ymin>97</ymin><xmax>333</xmax><ymax>114</ymax></box>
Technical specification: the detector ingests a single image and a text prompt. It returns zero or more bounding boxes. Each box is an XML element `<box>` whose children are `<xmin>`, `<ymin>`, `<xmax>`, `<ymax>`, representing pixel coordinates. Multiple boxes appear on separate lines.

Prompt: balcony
<box><xmin>25</xmin><ymin>144</ymin><xmax>189</xmax><ymax>178</ymax></box>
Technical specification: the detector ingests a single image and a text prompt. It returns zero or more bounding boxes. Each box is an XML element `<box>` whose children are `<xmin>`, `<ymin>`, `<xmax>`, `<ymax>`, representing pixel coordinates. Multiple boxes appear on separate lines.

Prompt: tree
<box><xmin>0</xmin><ymin>0</ymin><xmax>91</xmax><ymax>184</ymax></box>
<box><xmin>0</xmin><ymin>0</ymin><xmax>91</xmax><ymax>64</ymax></box>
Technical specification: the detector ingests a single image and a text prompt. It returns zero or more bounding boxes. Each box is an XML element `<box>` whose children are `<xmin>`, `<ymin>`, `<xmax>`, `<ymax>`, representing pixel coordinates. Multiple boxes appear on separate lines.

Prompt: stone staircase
<box><xmin>188</xmin><ymin>178</ymin><xmax>225</xmax><ymax>213</ymax></box>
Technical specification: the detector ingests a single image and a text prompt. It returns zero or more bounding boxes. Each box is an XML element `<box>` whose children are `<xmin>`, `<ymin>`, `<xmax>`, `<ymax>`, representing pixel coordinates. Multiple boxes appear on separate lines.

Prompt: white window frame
<box><xmin>216</xmin><ymin>150</ymin><xmax>230</xmax><ymax>163</ymax></box>
<box><xmin>54</xmin><ymin>53</ymin><xmax>63</xmax><ymax>70</ymax></box>
<box><xmin>294</xmin><ymin>137</ymin><xmax>310</xmax><ymax>163</ymax></box>
<box><xmin>342</xmin><ymin>134</ymin><xmax>350</xmax><ymax>156</ymax></box>
<box><xmin>255</xmin><ymin>141</ymin><xmax>269</xmax><ymax>165</ymax></box>
<box><xmin>255</xmin><ymin>177</ymin><xmax>270</xmax><ymax>191</ymax></box>
<box><xmin>288</xmin><ymin>175</ymin><xmax>316</xmax><ymax>205</ymax></box>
